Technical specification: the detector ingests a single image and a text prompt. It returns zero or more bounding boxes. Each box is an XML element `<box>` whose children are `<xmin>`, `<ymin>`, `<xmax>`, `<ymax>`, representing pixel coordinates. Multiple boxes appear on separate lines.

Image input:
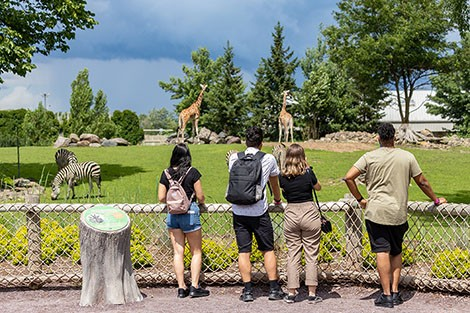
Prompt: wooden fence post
<box><xmin>79</xmin><ymin>205</ymin><xmax>143</xmax><ymax>306</ymax></box>
<box><xmin>25</xmin><ymin>193</ymin><xmax>42</xmax><ymax>278</ymax></box>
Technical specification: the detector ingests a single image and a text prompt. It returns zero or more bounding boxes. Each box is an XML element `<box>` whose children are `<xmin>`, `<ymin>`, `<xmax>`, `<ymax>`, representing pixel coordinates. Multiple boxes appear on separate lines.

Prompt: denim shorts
<box><xmin>166</xmin><ymin>202</ymin><xmax>201</xmax><ymax>233</ymax></box>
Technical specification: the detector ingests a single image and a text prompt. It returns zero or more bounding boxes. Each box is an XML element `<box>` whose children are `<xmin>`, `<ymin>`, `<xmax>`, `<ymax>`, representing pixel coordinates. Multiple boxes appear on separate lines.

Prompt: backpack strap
<box><xmin>166</xmin><ymin>167</ymin><xmax>194</xmax><ymax>203</ymax></box>
<box><xmin>253</xmin><ymin>151</ymin><xmax>266</xmax><ymax>160</ymax></box>
<box><xmin>177</xmin><ymin>167</ymin><xmax>193</xmax><ymax>184</ymax></box>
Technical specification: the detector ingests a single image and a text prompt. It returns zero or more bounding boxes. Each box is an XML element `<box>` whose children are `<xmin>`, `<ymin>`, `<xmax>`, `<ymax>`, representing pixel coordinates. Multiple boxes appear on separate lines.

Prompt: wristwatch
<box><xmin>434</xmin><ymin>198</ymin><xmax>440</xmax><ymax>205</ymax></box>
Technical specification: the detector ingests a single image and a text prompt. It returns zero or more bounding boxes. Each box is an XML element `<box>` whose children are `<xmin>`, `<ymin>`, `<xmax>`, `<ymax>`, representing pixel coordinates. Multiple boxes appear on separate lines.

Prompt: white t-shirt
<box><xmin>228</xmin><ymin>147</ymin><xmax>280</xmax><ymax>217</ymax></box>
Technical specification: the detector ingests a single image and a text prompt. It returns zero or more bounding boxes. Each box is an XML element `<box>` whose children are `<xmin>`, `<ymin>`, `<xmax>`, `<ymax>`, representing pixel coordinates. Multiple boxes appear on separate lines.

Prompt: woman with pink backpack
<box><xmin>158</xmin><ymin>143</ymin><xmax>210</xmax><ymax>298</ymax></box>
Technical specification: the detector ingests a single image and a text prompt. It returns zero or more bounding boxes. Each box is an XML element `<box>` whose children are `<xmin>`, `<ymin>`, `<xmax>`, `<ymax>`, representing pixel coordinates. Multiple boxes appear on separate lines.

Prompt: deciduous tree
<box><xmin>112</xmin><ymin>110</ymin><xmax>144</xmax><ymax>145</ymax></box>
<box><xmin>22</xmin><ymin>103</ymin><xmax>59</xmax><ymax>146</ymax></box>
<box><xmin>427</xmin><ymin>33</ymin><xmax>470</xmax><ymax>136</ymax></box>
<box><xmin>323</xmin><ymin>0</ymin><xmax>451</xmax><ymax>142</ymax></box>
<box><xmin>0</xmin><ymin>0</ymin><xmax>97</xmax><ymax>82</ymax></box>
<box><xmin>68</xmin><ymin>68</ymin><xmax>93</xmax><ymax>135</ymax></box>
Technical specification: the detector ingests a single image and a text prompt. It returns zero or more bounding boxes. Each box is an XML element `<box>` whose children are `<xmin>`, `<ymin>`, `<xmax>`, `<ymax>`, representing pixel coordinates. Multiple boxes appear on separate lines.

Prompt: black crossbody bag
<box><xmin>308</xmin><ymin>167</ymin><xmax>332</xmax><ymax>233</ymax></box>
<box><xmin>313</xmin><ymin>189</ymin><xmax>332</xmax><ymax>233</ymax></box>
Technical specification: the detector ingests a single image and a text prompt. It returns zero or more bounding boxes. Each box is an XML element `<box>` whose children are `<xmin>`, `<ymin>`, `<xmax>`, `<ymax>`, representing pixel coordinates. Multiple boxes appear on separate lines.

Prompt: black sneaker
<box><xmin>240</xmin><ymin>288</ymin><xmax>254</xmax><ymax>302</ymax></box>
<box><xmin>374</xmin><ymin>293</ymin><xmax>394</xmax><ymax>308</ymax></box>
<box><xmin>189</xmin><ymin>285</ymin><xmax>210</xmax><ymax>298</ymax></box>
<box><xmin>307</xmin><ymin>295</ymin><xmax>323</xmax><ymax>304</ymax></box>
<box><xmin>177</xmin><ymin>288</ymin><xmax>189</xmax><ymax>298</ymax></box>
<box><xmin>392</xmin><ymin>292</ymin><xmax>403</xmax><ymax>305</ymax></box>
<box><xmin>268</xmin><ymin>288</ymin><xmax>286</xmax><ymax>300</ymax></box>
<box><xmin>283</xmin><ymin>294</ymin><xmax>296</xmax><ymax>304</ymax></box>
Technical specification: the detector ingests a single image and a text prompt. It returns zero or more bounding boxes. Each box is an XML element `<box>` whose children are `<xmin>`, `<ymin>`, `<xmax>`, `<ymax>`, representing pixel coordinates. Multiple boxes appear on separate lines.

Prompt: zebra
<box><xmin>55</xmin><ymin>148</ymin><xmax>78</xmax><ymax>171</ymax></box>
<box><xmin>225</xmin><ymin>149</ymin><xmax>238</xmax><ymax>167</ymax></box>
<box><xmin>51</xmin><ymin>161</ymin><xmax>101</xmax><ymax>200</ymax></box>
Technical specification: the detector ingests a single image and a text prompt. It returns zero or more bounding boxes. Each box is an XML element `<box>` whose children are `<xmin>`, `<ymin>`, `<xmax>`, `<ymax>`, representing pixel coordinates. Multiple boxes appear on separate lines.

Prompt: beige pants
<box><xmin>284</xmin><ymin>201</ymin><xmax>321</xmax><ymax>289</ymax></box>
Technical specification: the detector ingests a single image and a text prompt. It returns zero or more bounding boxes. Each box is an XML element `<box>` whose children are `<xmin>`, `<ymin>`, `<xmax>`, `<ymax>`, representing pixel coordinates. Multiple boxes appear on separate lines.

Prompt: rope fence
<box><xmin>0</xmin><ymin>200</ymin><xmax>469</xmax><ymax>293</ymax></box>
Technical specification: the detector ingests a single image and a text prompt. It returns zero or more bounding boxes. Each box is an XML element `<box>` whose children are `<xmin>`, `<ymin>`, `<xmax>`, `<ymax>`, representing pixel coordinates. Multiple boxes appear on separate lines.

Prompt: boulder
<box><xmin>226</xmin><ymin>136</ymin><xmax>242</xmax><ymax>144</ymax></box>
<box><xmin>110</xmin><ymin>138</ymin><xmax>130</xmax><ymax>146</ymax></box>
<box><xmin>89</xmin><ymin>143</ymin><xmax>101</xmax><ymax>148</ymax></box>
<box><xmin>102</xmin><ymin>140</ymin><xmax>118</xmax><ymax>147</ymax></box>
<box><xmin>77</xmin><ymin>140</ymin><xmax>90</xmax><ymax>147</ymax></box>
<box><xmin>54</xmin><ymin>136</ymin><xmax>71</xmax><ymax>148</ymax></box>
<box><xmin>198</xmin><ymin>127</ymin><xmax>218</xmax><ymax>144</ymax></box>
<box><xmin>80</xmin><ymin>133</ymin><xmax>100</xmax><ymax>144</ymax></box>
<box><xmin>70</xmin><ymin>133</ymin><xmax>80</xmax><ymax>143</ymax></box>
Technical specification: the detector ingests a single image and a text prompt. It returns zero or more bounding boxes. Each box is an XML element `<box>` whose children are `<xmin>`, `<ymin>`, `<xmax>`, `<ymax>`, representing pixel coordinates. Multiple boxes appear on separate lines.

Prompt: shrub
<box><xmin>8</xmin><ymin>226</ymin><xmax>28</xmax><ymax>265</ymax></box>
<box><xmin>184</xmin><ymin>239</ymin><xmax>235</xmax><ymax>271</ymax></box>
<box><xmin>0</xmin><ymin>224</ymin><xmax>12</xmax><ymax>261</ymax></box>
<box><xmin>431</xmin><ymin>248</ymin><xmax>470</xmax><ymax>279</ymax></box>
<box><xmin>201</xmin><ymin>239</ymin><xmax>234</xmax><ymax>272</ymax></box>
<box><xmin>130</xmin><ymin>225</ymin><xmax>154</xmax><ymax>268</ymax></box>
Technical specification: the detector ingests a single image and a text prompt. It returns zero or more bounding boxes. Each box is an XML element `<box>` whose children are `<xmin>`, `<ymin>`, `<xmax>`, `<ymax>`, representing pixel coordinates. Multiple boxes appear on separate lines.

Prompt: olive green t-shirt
<box><xmin>354</xmin><ymin>147</ymin><xmax>422</xmax><ymax>225</ymax></box>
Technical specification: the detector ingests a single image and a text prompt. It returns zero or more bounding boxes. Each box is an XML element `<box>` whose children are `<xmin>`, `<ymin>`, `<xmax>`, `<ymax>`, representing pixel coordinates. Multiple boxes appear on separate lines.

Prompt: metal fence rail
<box><xmin>0</xmin><ymin>201</ymin><xmax>469</xmax><ymax>293</ymax></box>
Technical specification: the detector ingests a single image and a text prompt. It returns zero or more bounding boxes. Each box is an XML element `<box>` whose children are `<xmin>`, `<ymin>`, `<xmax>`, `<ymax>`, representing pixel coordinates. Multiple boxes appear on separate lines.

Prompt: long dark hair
<box><xmin>169</xmin><ymin>143</ymin><xmax>192</xmax><ymax>180</ymax></box>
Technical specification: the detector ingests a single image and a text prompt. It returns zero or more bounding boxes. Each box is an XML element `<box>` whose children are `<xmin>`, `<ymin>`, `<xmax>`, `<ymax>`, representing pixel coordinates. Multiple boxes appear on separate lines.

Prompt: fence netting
<box><xmin>0</xmin><ymin>201</ymin><xmax>468</xmax><ymax>293</ymax></box>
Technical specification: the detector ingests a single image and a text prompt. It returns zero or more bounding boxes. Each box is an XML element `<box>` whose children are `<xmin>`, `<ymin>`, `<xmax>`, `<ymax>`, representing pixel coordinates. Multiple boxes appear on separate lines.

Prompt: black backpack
<box><xmin>226</xmin><ymin>151</ymin><xmax>265</xmax><ymax>205</ymax></box>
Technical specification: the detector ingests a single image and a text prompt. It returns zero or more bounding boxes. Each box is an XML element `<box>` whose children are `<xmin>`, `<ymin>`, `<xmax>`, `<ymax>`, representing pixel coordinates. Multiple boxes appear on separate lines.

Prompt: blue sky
<box><xmin>0</xmin><ymin>0</ymin><xmax>337</xmax><ymax>115</ymax></box>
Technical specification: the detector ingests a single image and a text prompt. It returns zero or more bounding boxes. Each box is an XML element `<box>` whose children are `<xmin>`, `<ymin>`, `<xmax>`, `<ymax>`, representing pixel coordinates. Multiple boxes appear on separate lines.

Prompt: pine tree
<box><xmin>247</xmin><ymin>22</ymin><xmax>299</xmax><ymax>140</ymax></box>
<box><xmin>202</xmin><ymin>41</ymin><xmax>247</xmax><ymax>136</ymax></box>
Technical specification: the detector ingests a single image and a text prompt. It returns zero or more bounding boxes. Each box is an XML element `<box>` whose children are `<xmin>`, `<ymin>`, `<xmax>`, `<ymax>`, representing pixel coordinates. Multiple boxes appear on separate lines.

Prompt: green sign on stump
<box><xmin>82</xmin><ymin>206</ymin><xmax>129</xmax><ymax>232</ymax></box>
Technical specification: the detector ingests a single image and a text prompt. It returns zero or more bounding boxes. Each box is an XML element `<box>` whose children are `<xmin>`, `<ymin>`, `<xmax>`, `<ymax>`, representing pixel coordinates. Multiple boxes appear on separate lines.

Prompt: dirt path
<box><xmin>2</xmin><ymin>283</ymin><xmax>468</xmax><ymax>313</ymax></box>
<box><xmin>264</xmin><ymin>141</ymin><xmax>376</xmax><ymax>152</ymax></box>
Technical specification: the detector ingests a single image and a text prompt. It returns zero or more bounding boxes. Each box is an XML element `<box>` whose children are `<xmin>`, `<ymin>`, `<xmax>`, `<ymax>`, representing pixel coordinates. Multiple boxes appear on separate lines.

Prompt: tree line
<box><xmin>1</xmin><ymin>0</ymin><xmax>469</xmax><ymax>146</ymax></box>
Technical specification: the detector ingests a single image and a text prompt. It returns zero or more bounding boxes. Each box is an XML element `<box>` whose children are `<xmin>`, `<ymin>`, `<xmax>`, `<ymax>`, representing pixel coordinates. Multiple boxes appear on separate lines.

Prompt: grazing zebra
<box><xmin>225</xmin><ymin>149</ymin><xmax>238</xmax><ymax>167</ymax></box>
<box><xmin>51</xmin><ymin>161</ymin><xmax>101</xmax><ymax>200</ymax></box>
<box><xmin>55</xmin><ymin>148</ymin><xmax>78</xmax><ymax>170</ymax></box>
<box><xmin>272</xmin><ymin>143</ymin><xmax>287</xmax><ymax>172</ymax></box>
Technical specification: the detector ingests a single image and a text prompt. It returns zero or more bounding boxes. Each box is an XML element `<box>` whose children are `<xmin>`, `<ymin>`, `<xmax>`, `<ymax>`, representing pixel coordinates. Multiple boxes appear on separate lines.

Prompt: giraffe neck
<box><xmin>194</xmin><ymin>88</ymin><xmax>205</xmax><ymax>108</ymax></box>
<box><xmin>281</xmin><ymin>93</ymin><xmax>288</xmax><ymax>112</ymax></box>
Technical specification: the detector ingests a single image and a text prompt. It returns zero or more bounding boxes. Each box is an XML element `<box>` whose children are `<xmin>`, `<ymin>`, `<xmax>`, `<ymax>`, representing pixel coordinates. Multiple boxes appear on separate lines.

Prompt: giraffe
<box><xmin>278</xmin><ymin>90</ymin><xmax>294</xmax><ymax>143</ymax></box>
<box><xmin>177</xmin><ymin>84</ymin><xmax>207</xmax><ymax>143</ymax></box>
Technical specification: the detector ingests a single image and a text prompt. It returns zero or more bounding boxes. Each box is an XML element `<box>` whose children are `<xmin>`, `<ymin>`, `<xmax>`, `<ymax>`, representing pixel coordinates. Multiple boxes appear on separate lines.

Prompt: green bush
<box><xmin>321</xmin><ymin>229</ymin><xmax>343</xmax><ymax>252</ymax></box>
<box><xmin>431</xmin><ymin>248</ymin><xmax>470</xmax><ymax>279</ymax></box>
<box><xmin>201</xmin><ymin>239</ymin><xmax>234</xmax><ymax>272</ymax></box>
<box><xmin>130</xmin><ymin>225</ymin><xmax>154</xmax><ymax>268</ymax></box>
<box><xmin>8</xmin><ymin>226</ymin><xmax>28</xmax><ymax>265</ymax></box>
<box><xmin>184</xmin><ymin>239</ymin><xmax>235</xmax><ymax>271</ymax></box>
<box><xmin>0</xmin><ymin>224</ymin><xmax>12</xmax><ymax>261</ymax></box>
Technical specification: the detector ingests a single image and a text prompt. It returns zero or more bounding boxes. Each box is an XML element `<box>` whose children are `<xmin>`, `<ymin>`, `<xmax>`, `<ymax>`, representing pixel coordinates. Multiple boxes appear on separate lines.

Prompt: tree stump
<box><xmin>79</xmin><ymin>206</ymin><xmax>143</xmax><ymax>306</ymax></box>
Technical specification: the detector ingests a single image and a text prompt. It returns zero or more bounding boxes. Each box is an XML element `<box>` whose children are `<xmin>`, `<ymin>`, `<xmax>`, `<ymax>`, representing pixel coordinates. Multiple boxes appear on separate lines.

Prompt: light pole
<box><xmin>42</xmin><ymin>92</ymin><xmax>50</xmax><ymax>109</ymax></box>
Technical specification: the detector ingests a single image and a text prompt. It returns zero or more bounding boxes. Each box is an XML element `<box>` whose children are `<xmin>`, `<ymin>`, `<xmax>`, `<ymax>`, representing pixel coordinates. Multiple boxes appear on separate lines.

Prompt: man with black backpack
<box><xmin>226</xmin><ymin>126</ymin><xmax>285</xmax><ymax>302</ymax></box>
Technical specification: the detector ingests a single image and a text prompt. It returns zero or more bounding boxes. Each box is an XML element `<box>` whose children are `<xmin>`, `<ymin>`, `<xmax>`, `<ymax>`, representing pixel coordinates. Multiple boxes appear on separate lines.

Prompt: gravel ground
<box><xmin>1</xmin><ymin>283</ymin><xmax>469</xmax><ymax>313</ymax></box>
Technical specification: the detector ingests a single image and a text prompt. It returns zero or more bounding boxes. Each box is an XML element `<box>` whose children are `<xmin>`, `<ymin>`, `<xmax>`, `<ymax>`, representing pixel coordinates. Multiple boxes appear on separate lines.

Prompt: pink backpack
<box><xmin>164</xmin><ymin>167</ymin><xmax>194</xmax><ymax>214</ymax></box>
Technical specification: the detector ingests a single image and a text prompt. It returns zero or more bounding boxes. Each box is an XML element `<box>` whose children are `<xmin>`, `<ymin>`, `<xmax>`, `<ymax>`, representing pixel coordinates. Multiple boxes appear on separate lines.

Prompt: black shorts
<box><xmin>233</xmin><ymin>211</ymin><xmax>274</xmax><ymax>253</ymax></box>
<box><xmin>365</xmin><ymin>220</ymin><xmax>409</xmax><ymax>256</ymax></box>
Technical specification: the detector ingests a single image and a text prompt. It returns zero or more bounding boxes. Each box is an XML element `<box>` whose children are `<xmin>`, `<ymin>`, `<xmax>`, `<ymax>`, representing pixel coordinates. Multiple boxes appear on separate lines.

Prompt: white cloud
<box><xmin>0</xmin><ymin>57</ymin><xmax>186</xmax><ymax>114</ymax></box>
<box><xmin>0</xmin><ymin>86</ymin><xmax>37</xmax><ymax>110</ymax></box>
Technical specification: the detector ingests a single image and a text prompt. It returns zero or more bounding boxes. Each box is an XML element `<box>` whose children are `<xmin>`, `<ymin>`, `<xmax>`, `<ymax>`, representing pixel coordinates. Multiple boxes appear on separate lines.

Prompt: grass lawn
<box><xmin>0</xmin><ymin>144</ymin><xmax>469</xmax><ymax>204</ymax></box>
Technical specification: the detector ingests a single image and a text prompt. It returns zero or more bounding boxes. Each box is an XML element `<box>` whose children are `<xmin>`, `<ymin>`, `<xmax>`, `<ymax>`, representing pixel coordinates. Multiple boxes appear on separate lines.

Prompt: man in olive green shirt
<box><xmin>344</xmin><ymin>123</ymin><xmax>446</xmax><ymax>308</ymax></box>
